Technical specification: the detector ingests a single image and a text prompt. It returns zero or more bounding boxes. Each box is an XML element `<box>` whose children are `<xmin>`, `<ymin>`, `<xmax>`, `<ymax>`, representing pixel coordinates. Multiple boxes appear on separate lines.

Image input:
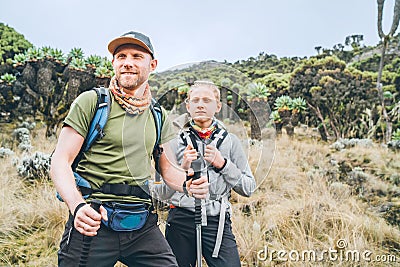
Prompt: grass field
<box><xmin>0</xmin><ymin>125</ymin><xmax>399</xmax><ymax>266</ymax></box>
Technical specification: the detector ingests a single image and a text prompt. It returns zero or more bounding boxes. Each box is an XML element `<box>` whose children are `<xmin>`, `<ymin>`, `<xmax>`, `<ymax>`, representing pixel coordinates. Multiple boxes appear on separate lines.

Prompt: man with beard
<box><xmin>51</xmin><ymin>31</ymin><xmax>209</xmax><ymax>266</ymax></box>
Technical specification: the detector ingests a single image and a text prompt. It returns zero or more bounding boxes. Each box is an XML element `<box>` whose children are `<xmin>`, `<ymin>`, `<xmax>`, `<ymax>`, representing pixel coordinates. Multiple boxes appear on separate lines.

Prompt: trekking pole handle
<box><xmin>191</xmin><ymin>159</ymin><xmax>202</xmax><ymax>181</ymax></box>
<box><xmin>90</xmin><ymin>199</ymin><xmax>102</xmax><ymax>213</ymax></box>
<box><xmin>78</xmin><ymin>199</ymin><xmax>102</xmax><ymax>267</ymax></box>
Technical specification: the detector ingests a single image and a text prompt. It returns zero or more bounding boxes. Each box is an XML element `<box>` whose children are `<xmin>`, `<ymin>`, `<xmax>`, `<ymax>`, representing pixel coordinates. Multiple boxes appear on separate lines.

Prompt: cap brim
<box><xmin>108</xmin><ymin>36</ymin><xmax>153</xmax><ymax>56</ymax></box>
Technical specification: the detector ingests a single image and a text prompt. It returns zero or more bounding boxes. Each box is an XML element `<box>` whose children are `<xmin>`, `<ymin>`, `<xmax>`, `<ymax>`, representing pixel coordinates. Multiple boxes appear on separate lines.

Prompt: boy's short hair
<box><xmin>187</xmin><ymin>80</ymin><xmax>220</xmax><ymax>102</ymax></box>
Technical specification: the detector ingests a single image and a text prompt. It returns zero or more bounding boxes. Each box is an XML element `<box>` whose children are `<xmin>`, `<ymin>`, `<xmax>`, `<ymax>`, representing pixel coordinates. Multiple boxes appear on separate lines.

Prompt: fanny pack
<box><xmin>102</xmin><ymin>202</ymin><xmax>149</xmax><ymax>232</ymax></box>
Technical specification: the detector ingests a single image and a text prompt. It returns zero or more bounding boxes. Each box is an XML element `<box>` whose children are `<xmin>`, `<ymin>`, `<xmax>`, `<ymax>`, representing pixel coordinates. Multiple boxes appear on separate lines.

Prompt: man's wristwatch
<box><xmin>73</xmin><ymin>202</ymin><xmax>86</xmax><ymax>218</ymax></box>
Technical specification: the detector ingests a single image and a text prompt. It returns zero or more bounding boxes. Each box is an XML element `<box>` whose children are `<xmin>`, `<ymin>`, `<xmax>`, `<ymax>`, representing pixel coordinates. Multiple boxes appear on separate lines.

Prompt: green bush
<box><xmin>269</xmin><ymin>110</ymin><xmax>281</xmax><ymax>122</ymax></box>
<box><xmin>274</xmin><ymin>95</ymin><xmax>292</xmax><ymax>111</ymax></box>
<box><xmin>86</xmin><ymin>55</ymin><xmax>102</xmax><ymax>68</ymax></box>
<box><xmin>26</xmin><ymin>47</ymin><xmax>44</xmax><ymax>61</ymax></box>
<box><xmin>12</xmin><ymin>53</ymin><xmax>27</xmax><ymax>66</ymax></box>
<box><xmin>0</xmin><ymin>73</ymin><xmax>16</xmax><ymax>84</ymax></box>
<box><xmin>94</xmin><ymin>66</ymin><xmax>113</xmax><ymax>78</ymax></box>
<box><xmin>247</xmin><ymin>82</ymin><xmax>270</xmax><ymax>100</ymax></box>
<box><xmin>69</xmin><ymin>57</ymin><xmax>87</xmax><ymax>70</ymax></box>
<box><xmin>49</xmin><ymin>48</ymin><xmax>66</xmax><ymax>63</ymax></box>
<box><xmin>67</xmin><ymin>47</ymin><xmax>84</xmax><ymax>60</ymax></box>
<box><xmin>41</xmin><ymin>46</ymin><xmax>52</xmax><ymax>58</ymax></box>
<box><xmin>290</xmin><ymin>97</ymin><xmax>307</xmax><ymax>113</ymax></box>
<box><xmin>0</xmin><ymin>23</ymin><xmax>33</xmax><ymax>63</ymax></box>
<box><xmin>392</xmin><ymin>128</ymin><xmax>400</xmax><ymax>141</ymax></box>
<box><xmin>100</xmin><ymin>57</ymin><xmax>114</xmax><ymax>72</ymax></box>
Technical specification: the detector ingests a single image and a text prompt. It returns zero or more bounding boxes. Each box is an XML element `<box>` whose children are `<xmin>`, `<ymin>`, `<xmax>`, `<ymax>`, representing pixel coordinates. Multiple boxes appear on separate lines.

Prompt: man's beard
<box><xmin>118</xmin><ymin>74</ymin><xmax>144</xmax><ymax>90</ymax></box>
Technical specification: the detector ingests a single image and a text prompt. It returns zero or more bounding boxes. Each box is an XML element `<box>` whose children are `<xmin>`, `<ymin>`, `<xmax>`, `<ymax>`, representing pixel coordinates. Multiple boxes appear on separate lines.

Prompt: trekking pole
<box><xmin>79</xmin><ymin>199</ymin><xmax>102</xmax><ymax>267</ymax></box>
<box><xmin>191</xmin><ymin>159</ymin><xmax>203</xmax><ymax>267</ymax></box>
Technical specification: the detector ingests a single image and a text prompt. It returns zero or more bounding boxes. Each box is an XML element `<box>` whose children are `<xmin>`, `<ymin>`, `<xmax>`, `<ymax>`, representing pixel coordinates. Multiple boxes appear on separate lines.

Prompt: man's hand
<box><xmin>73</xmin><ymin>204</ymin><xmax>108</xmax><ymax>236</ymax></box>
<box><xmin>204</xmin><ymin>144</ymin><xmax>225</xmax><ymax>169</ymax></box>
<box><xmin>187</xmin><ymin>176</ymin><xmax>209</xmax><ymax>199</ymax></box>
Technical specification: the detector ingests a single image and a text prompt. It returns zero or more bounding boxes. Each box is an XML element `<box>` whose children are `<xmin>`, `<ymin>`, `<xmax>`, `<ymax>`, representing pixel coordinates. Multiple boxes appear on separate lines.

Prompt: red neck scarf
<box><xmin>190</xmin><ymin>120</ymin><xmax>217</xmax><ymax>139</ymax></box>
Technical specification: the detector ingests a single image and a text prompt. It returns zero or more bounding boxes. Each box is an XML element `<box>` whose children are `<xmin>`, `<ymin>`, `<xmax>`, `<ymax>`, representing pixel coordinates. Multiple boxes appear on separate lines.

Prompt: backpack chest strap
<box><xmin>180</xmin><ymin>127</ymin><xmax>228</xmax><ymax>151</ymax></box>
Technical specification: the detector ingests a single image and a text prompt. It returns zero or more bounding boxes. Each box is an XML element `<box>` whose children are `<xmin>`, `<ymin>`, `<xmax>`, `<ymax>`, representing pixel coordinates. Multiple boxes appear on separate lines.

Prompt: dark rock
<box><xmin>21</xmin><ymin>63</ymin><xmax>37</xmax><ymax>89</ymax></box>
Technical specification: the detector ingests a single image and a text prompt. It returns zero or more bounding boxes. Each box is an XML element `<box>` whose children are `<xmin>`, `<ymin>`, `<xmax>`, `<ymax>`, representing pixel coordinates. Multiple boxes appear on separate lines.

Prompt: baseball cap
<box><xmin>107</xmin><ymin>31</ymin><xmax>154</xmax><ymax>58</ymax></box>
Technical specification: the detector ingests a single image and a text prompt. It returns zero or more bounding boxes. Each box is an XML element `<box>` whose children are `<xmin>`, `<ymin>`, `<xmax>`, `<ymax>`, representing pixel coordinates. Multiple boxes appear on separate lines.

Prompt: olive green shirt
<box><xmin>64</xmin><ymin>89</ymin><xmax>175</xmax><ymax>203</ymax></box>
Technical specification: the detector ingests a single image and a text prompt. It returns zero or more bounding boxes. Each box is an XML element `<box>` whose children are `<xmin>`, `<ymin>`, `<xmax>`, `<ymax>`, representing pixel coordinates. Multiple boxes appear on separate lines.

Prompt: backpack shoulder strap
<box><xmin>83</xmin><ymin>87</ymin><xmax>111</xmax><ymax>150</ymax></box>
<box><xmin>71</xmin><ymin>87</ymin><xmax>111</xmax><ymax>171</ymax></box>
<box><xmin>180</xmin><ymin>129</ymin><xmax>199</xmax><ymax>151</ymax></box>
<box><xmin>210</xmin><ymin>127</ymin><xmax>228</xmax><ymax>149</ymax></box>
<box><xmin>150</xmin><ymin>98</ymin><xmax>164</xmax><ymax>183</ymax></box>
<box><xmin>150</xmin><ymin>98</ymin><xmax>163</xmax><ymax>148</ymax></box>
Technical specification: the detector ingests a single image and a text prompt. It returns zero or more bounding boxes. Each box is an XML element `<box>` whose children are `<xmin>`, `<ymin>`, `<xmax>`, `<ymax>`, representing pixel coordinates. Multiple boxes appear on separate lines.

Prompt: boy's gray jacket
<box><xmin>154</xmin><ymin>115</ymin><xmax>256</xmax><ymax>216</ymax></box>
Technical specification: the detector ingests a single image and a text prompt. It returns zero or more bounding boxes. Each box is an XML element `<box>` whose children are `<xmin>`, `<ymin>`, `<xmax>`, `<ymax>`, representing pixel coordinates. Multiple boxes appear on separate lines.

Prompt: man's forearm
<box><xmin>158</xmin><ymin>141</ymin><xmax>186</xmax><ymax>192</ymax></box>
<box><xmin>160</xmin><ymin>164</ymin><xmax>185</xmax><ymax>193</ymax></box>
<box><xmin>50</xmin><ymin>161</ymin><xmax>85</xmax><ymax>214</ymax></box>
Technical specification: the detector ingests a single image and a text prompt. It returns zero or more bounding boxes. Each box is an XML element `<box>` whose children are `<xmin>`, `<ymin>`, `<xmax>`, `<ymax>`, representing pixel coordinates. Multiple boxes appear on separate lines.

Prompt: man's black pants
<box><xmin>58</xmin><ymin>212</ymin><xmax>178</xmax><ymax>267</ymax></box>
<box><xmin>165</xmin><ymin>207</ymin><xmax>241</xmax><ymax>267</ymax></box>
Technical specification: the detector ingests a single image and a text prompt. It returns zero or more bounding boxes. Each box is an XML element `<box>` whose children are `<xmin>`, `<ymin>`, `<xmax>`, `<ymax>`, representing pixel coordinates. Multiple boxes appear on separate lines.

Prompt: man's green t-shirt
<box><xmin>64</xmin><ymin>89</ymin><xmax>176</xmax><ymax>203</ymax></box>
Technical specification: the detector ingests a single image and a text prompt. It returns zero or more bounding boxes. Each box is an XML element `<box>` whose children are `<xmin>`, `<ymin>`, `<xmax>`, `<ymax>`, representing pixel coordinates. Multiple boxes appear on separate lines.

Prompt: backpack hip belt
<box><xmin>92</xmin><ymin>183</ymin><xmax>151</xmax><ymax>199</ymax></box>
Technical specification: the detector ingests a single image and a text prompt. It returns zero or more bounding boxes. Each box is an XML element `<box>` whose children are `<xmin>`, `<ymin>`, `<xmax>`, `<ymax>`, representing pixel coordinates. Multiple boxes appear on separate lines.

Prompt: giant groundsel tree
<box><xmin>377</xmin><ymin>0</ymin><xmax>400</xmax><ymax>142</ymax></box>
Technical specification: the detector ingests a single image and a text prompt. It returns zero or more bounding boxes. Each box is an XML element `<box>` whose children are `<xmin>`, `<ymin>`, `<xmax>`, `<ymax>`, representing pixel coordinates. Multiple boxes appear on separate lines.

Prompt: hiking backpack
<box><xmin>57</xmin><ymin>87</ymin><xmax>163</xmax><ymax>201</ymax></box>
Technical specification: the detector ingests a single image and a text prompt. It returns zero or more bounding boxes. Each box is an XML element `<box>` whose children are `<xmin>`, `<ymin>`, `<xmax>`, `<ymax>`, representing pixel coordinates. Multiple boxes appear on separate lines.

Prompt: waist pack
<box><xmin>102</xmin><ymin>202</ymin><xmax>149</xmax><ymax>232</ymax></box>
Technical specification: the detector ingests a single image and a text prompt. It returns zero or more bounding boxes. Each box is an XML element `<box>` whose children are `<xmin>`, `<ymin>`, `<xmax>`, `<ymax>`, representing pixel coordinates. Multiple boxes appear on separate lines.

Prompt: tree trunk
<box><xmin>377</xmin><ymin>37</ymin><xmax>392</xmax><ymax>142</ymax></box>
<box><xmin>318</xmin><ymin>124</ymin><xmax>328</xmax><ymax>141</ymax></box>
<box><xmin>285</xmin><ymin>125</ymin><xmax>294</xmax><ymax>137</ymax></box>
<box><xmin>220</xmin><ymin>86</ymin><xmax>228</xmax><ymax>119</ymax></box>
<box><xmin>376</xmin><ymin>0</ymin><xmax>400</xmax><ymax>142</ymax></box>
<box><xmin>278</xmin><ymin>109</ymin><xmax>291</xmax><ymax>125</ymax></box>
<box><xmin>250</xmin><ymin>110</ymin><xmax>261</xmax><ymax>140</ymax></box>
<box><xmin>308</xmin><ymin>103</ymin><xmax>330</xmax><ymax>140</ymax></box>
<box><xmin>327</xmin><ymin>110</ymin><xmax>341</xmax><ymax>139</ymax></box>
<box><xmin>230</xmin><ymin>87</ymin><xmax>239</xmax><ymax>121</ymax></box>
<box><xmin>275</xmin><ymin>121</ymin><xmax>283</xmax><ymax>136</ymax></box>
<box><xmin>249</xmin><ymin>100</ymin><xmax>262</xmax><ymax>141</ymax></box>
<box><xmin>291</xmin><ymin>112</ymin><xmax>299</xmax><ymax>126</ymax></box>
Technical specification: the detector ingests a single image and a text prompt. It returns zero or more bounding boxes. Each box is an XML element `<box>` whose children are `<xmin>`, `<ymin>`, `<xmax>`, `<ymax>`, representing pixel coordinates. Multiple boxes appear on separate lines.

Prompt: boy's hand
<box><xmin>188</xmin><ymin>176</ymin><xmax>209</xmax><ymax>199</ymax></box>
<box><xmin>181</xmin><ymin>144</ymin><xmax>198</xmax><ymax>170</ymax></box>
<box><xmin>204</xmin><ymin>145</ymin><xmax>225</xmax><ymax>169</ymax></box>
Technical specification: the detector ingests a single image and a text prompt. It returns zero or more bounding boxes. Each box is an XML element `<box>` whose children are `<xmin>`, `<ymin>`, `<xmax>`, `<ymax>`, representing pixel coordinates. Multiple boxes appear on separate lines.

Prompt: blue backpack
<box><xmin>57</xmin><ymin>87</ymin><xmax>163</xmax><ymax>201</ymax></box>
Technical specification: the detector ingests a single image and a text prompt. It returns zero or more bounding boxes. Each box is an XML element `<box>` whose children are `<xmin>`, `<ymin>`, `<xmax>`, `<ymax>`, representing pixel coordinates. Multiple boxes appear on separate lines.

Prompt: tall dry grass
<box><xmin>233</xmin><ymin>134</ymin><xmax>400</xmax><ymax>266</ymax></box>
<box><xmin>0</xmin><ymin>126</ymin><xmax>399</xmax><ymax>266</ymax></box>
<box><xmin>0</xmin><ymin>127</ymin><xmax>67</xmax><ymax>266</ymax></box>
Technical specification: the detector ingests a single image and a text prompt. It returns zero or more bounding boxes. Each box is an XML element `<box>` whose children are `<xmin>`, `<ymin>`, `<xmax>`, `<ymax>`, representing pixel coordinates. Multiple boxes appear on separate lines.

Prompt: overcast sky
<box><xmin>1</xmin><ymin>0</ymin><xmax>397</xmax><ymax>72</ymax></box>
